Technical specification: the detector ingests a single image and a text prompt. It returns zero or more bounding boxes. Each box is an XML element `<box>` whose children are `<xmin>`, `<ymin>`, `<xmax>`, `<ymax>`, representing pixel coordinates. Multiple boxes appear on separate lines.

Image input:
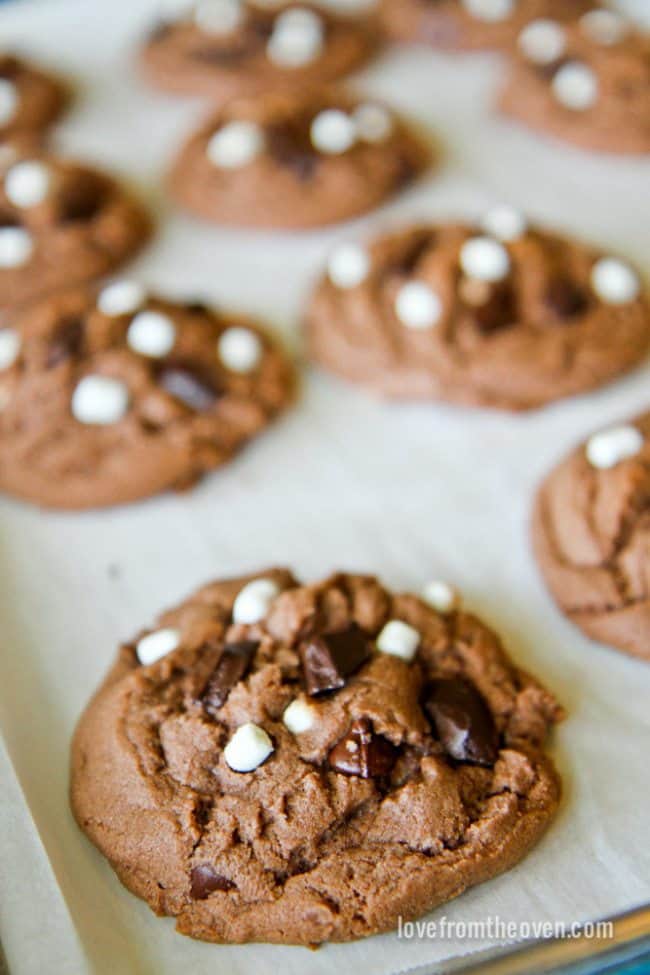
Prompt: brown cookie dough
<box><xmin>141</xmin><ymin>1</ymin><xmax>379</xmax><ymax>101</ymax></box>
<box><xmin>0</xmin><ymin>54</ymin><xmax>67</xmax><ymax>138</ymax></box>
<box><xmin>499</xmin><ymin>10</ymin><xmax>650</xmax><ymax>155</ymax></box>
<box><xmin>0</xmin><ymin>147</ymin><xmax>150</xmax><ymax>324</ymax></box>
<box><xmin>71</xmin><ymin>568</ymin><xmax>562</xmax><ymax>945</ymax></box>
<box><xmin>532</xmin><ymin>413</ymin><xmax>650</xmax><ymax>661</ymax></box>
<box><xmin>0</xmin><ymin>283</ymin><xmax>294</xmax><ymax>508</ymax></box>
<box><xmin>380</xmin><ymin>0</ymin><xmax>595</xmax><ymax>52</ymax></box>
<box><xmin>305</xmin><ymin>212</ymin><xmax>650</xmax><ymax>410</ymax></box>
<box><xmin>169</xmin><ymin>89</ymin><xmax>429</xmax><ymax>229</ymax></box>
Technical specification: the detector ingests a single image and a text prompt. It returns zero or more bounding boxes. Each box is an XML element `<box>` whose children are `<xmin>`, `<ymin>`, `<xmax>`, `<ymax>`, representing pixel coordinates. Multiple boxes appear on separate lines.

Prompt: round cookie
<box><xmin>532</xmin><ymin>412</ymin><xmax>650</xmax><ymax>661</ymax></box>
<box><xmin>71</xmin><ymin>568</ymin><xmax>562</xmax><ymax>945</ymax></box>
<box><xmin>0</xmin><ymin>283</ymin><xmax>293</xmax><ymax>508</ymax></box>
<box><xmin>169</xmin><ymin>89</ymin><xmax>429</xmax><ymax>229</ymax></box>
<box><xmin>305</xmin><ymin>213</ymin><xmax>650</xmax><ymax>410</ymax></box>
<box><xmin>141</xmin><ymin>0</ymin><xmax>379</xmax><ymax>101</ymax></box>
<box><xmin>0</xmin><ymin>148</ymin><xmax>150</xmax><ymax>323</ymax></box>
<box><xmin>380</xmin><ymin>0</ymin><xmax>595</xmax><ymax>52</ymax></box>
<box><xmin>0</xmin><ymin>54</ymin><xmax>67</xmax><ymax>138</ymax></box>
<box><xmin>499</xmin><ymin>10</ymin><xmax>650</xmax><ymax>155</ymax></box>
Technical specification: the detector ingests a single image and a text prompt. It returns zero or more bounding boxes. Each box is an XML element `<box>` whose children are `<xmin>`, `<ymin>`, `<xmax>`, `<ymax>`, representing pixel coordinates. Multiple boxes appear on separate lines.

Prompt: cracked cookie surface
<box><xmin>0</xmin><ymin>54</ymin><xmax>67</xmax><ymax>138</ymax></box>
<box><xmin>532</xmin><ymin>412</ymin><xmax>650</xmax><ymax>661</ymax></box>
<box><xmin>71</xmin><ymin>568</ymin><xmax>562</xmax><ymax>945</ymax></box>
<box><xmin>305</xmin><ymin>214</ymin><xmax>649</xmax><ymax>410</ymax></box>
<box><xmin>0</xmin><ymin>284</ymin><xmax>294</xmax><ymax>508</ymax></box>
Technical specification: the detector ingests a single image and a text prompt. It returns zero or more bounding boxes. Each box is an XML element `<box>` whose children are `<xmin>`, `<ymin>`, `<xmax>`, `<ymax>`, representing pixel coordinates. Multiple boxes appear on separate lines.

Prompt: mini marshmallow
<box><xmin>136</xmin><ymin>627</ymin><xmax>181</xmax><ymax>665</ymax></box>
<box><xmin>518</xmin><ymin>19</ymin><xmax>566</xmax><ymax>65</ymax></box>
<box><xmin>327</xmin><ymin>243</ymin><xmax>370</xmax><ymax>289</ymax></box>
<box><xmin>267</xmin><ymin>8</ymin><xmax>324</xmax><ymax>67</ymax></box>
<box><xmin>353</xmin><ymin>103</ymin><xmax>393</xmax><ymax>144</ymax></box>
<box><xmin>586</xmin><ymin>425</ymin><xmax>644</xmax><ymax>470</ymax></box>
<box><xmin>5</xmin><ymin>160</ymin><xmax>52</xmax><ymax>208</ymax></box>
<box><xmin>283</xmin><ymin>698</ymin><xmax>316</xmax><ymax>734</ymax></box>
<box><xmin>98</xmin><ymin>279</ymin><xmax>147</xmax><ymax>317</ymax></box>
<box><xmin>218</xmin><ymin>326</ymin><xmax>262</xmax><ymax>373</ymax></box>
<box><xmin>0</xmin><ymin>226</ymin><xmax>33</xmax><ymax>267</ymax></box>
<box><xmin>127</xmin><ymin>310</ymin><xmax>176</xmax><ymax>358</ymax></box>
<box><xmin>395</xmin><ymin>281</ymin><xmax>442</xmax><ymax>330</ymax></box>
<box><xmin>207</xmin><ymin>120</ymin><xmax>265</xmax><ymax>169</ymax></box>
<box><xmin>461</xmin><ymin>0</ymin><xmax>513</xmax><ymax>23</ymax></box>
<box><xmin>310</xmin><ymin>109</ymin><xmax>357</xmax><ymax>155</ymax></box>
<box><xmin>421</xmin><ymin>580</ymin><xmax>459</xmax><ymax>615</ymax></box>
<box><xmin>580</xmin><ymin>10</ymin><xmax>628</xmax><ymax>46</ymax></box>
<box><xmin>233</xmin><ymin>578</ymin><xmax>281</xmax><ymax>624</ymax></box>
<box><xmin>194</xmin><ymin>0</ymin><xmax>244</xmax><ymax>34</ymax></box>
<box><xmin>460</xmin><ymin>236</ymin><xmax>510</xmax><ymax>283</ymax></box>
<box><xmin>71</xmin><ymin>375</ymin><xmax>130</xmax><ymax>425</ymax></box>
<box><xmin>590</xmin><ymin>258</ymin><xmax>639</xmax><ymax>305</ymax></box>
<box><xmin>481</xmin><ymin>205</ymin><xmax>527</xmax><ymax>243</ymax></box>
<box><xmin>552</xmin><ymin>62</ymin><xmax>598</xmax><ymax>111</ymax></box>
<box><xmin>0</xmin><ymin>79</ymin><xmax>18</xmax><ymax>126</ymax></box>
<box><xmin>377</xmin><ymin>620</ymin><xmax>421</xmax><ymax>662</ymax></box>
<box><xmin>224</xmin><ymin>722</ymin><xmax>274</xmax><ymax>772</ymax></box>
<box><xmin>0</xmin><ymin>329</ymin><xmax>20</xmax><ymax>371</ymax></box>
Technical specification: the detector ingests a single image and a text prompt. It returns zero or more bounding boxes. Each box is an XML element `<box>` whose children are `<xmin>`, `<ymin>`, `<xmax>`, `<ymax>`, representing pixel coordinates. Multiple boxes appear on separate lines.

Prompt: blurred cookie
<box><xmin>305</xmin><ymin>211</ymin><xmax>649</xmax><ymax>409</ymax></box>
<box><xmin>71</xmin><ymin>568</ymin><xmax>562</xmax><ymax>944</ymax></box>
<box><xmin>0</xmin><ymin>54</ymin><xmax>67</xmax><ymax>138</ymax></box>
<box><xmin>380</xmin><ymin>0</ymin><xmax>594</xmax><ymax>51</ymax></box>
<box><xmin>169</xmin><ymin>89</ymin><xmax>429</xmax><ymax>229</ymax></box>
<box><xmin>532</xmin><ymin>412</ymin><xmax>650</xmax><ymax>661</ymax></box>
<box><xmin>499</xmin><ymin>10</ymin><xmax>650</xmax><ymax>154</ymax></box>
<box><xmin>0</xmin><ymin>283</ymin><xmax>293</xmax><ymax>508</ymax></box>
<box><xmin>142</xmin><ymin>0</ymin><xmax>379</xmax><ymax>100</ymax></box>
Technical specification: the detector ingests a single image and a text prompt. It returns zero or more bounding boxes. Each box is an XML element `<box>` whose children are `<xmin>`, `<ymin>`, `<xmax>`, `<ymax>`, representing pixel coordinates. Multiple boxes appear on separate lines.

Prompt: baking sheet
<box><xmin>1</xmin><ymin>0</ymin><xmax>650</xmax><ymax>973</ymax></box>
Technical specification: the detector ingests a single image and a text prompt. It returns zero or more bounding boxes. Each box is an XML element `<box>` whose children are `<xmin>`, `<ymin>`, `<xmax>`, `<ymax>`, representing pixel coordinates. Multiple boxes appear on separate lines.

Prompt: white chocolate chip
<box><xmin>353</xmin><ymin>103</ymin><xmax>393</xmax><ymax>144</ymax></box>
<box><xmin>395</xmin><ymin>281</ymin><xmax>442</xmax><ymax>330</ymax></box>
<box><xmin>267</xmin><ymin>8</ymin><xmax>324</xmax><ymax>67</ymax></box>
<box><xmin>207</xmin><ymin>120</ymin><xmax>265</xmax><ymax>169</ymax></box>
<box><xmin>421</xmin><ymin>580</ymin><xmax>459</xmax><ymax>615</ymax></box>
<box><xmin>0</xmin><ymin>226</ymin><xmax>33</xmax><ymax>267</ymax></box>
<box><xmin>232</xmin><ymin>578</ymin><xmax>281</xmax><ymax>624</ymax></box>
<box><xmin>98</xmin><ymin>279</ymin><xmax>147</xmax><ymax>317</ymax></box>
<box><xmin>591</xmin><ymin>258</ymin><xmax>640</xmax><ymax>306</ymax></box>
<box><xmin>461</xmin><ymin>0</ymin><xmax>513</xmax><ymax>23</ymax></box>
<box><xmin>5</xmin><ymin>160</ymin><xmax>52</xmax><ymax>208</ymax></box>
<box><xmin>224</xmin><ymin>722</ymin><xmax>274</xmax><ymax>772</ymax></box>
<box><xmin>460</xmin><ymin>236</ymin><xmax>510</xmax><ymax>283</ymax></box>
<box><xmin>552</xmin><ymin>62</ymin><xmax>598</xmax><ymax>111</ymax></box>
<box><xmin>283</xmin><ymin>698</ymin><xmax>316</xmax><ymax>734</ymax></box>
<box><xmin>376</xmin><ymin>620</ymin><xmax>420</xmax><ymax>662</ymax></box>
<box><xmin>518</xmin><ymin>19</ymin><xmax>566</xmax><ymax>65</ymax></box>
<box><xmin>580</xmin><ymin>10</ymin><xmax>628</xmax><ymax>46</ymax></box>
<box><xmin>0</xmin><ymin>329</ymin><xmax>20</xmax><ymax>371</ymax></box>
<box><xmin>327</xmin><ymin>242</ymin><xmax>369</xmax><ymax>289</ymax></box>
<box><xmin>218</xmin><ymin>326</ymin><xmax>262</xmax><ymax>373</ymax></box>
<box><xmin>586</xmin><ymin>425</ymin><xmax>644</xmax><ymax>470</ymax></box>
<box><xmin>127</xmin><ymin>310</ymin><xmax>176</xmax><ymax>358</ymax></box>
<box><xmin>71</xmin><ymin>375</ymin><xmax>130</xmax><ymax>425</ymax></box>
<box><xmin>481</xmin><ymin>205</ymin><xmax>527</xmax><ymax>243</ymax></box>
<box><xmin>136</xmin><ymin>627</ymin><xmax>181</xmax><ymax>665</ymax></box>
<box><xmin>0</xmin><ymin>79</ymin><xmax>18</xmax><ymax>126</ymax></box>
<box><xmin>194</xmin><ymin>0</ymin><xmax>244</xmax><ymax>34</ymax></box>
<box><xmin>310</xmin><ymin>109</ymin><xmax>357</xmax><ymax>155</ymax></box>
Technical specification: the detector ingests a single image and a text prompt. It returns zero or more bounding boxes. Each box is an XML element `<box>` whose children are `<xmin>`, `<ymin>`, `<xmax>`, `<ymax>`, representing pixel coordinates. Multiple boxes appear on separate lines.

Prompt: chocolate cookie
<box><xmin>141</xmin><ymin>1</ymin><xmax>379</xmax><ymax>101</ymax></box>
<box><xmin>0</xmin><ymin>148</ymin><xmax>150</xmax><ymax>323</ymax></box>
<box><xmin>499</xmin><ymin>10</ymin><xmax>650</xmax><ymax>155</ymax></box>
<box><xmin>71</xmin><ymin>568</ymin><xmax>562</xmax><ymax>945</ymax></box>
<box><xmin>169</xmin><ymin>89</ymin><xmax>429</xmax><ymax>229</ymax></box>
<box><xmin>0</xmin><ymin>283</ymin><xmax>293</xmax><ymax>508</ymax></box>
<box><xmin>305</xmin><ymin>211</ymin><xmax>650</xmax><ymax>410</ymax></box>
<box><xmin>532</xmin><ymin>413</ymin><xmax>650</xmax><ymax>661</ymax></box>
<box><xmin>380</xmin><ymin>0</ymin><xmax>595</xmax><ymax>52</ymax></box>
<box><xmin>0</xmin><ymin>54</ymin><xmax>67</xmax><ymax>138</ymax></box>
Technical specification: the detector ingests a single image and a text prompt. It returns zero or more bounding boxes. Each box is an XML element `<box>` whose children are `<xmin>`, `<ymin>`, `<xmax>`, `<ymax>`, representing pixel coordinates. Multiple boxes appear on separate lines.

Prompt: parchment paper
<box><xmin>0</xmin><ymin>1</ymin><xmax>649</xmax><ymax>973</ymax></box>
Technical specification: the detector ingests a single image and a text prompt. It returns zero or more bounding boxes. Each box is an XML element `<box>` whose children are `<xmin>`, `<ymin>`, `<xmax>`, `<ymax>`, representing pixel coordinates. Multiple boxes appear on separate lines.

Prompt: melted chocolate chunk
<box><xmin>157</xmin><ymin>362</ymin><xmax>220</xmax><ymax>411</ymax></box>
<box><xmin>46</xmin><ymin>316</ymin><xmax>84</xmax><ymax>368</ymax></box>
<box><xmin>201</xmin><ymin>639</ymin><xmax>258</xmax><ymax>716</ymax></box>
<box><xmin>190</xmin><ymin>864</ymin><xmax>235</xmax><ymax>900</ymax></box>
<box><xmin>59</xmin><ymin>173</ymin><xmax>106</xmax><ymax>223</ymax></box>
<box><xmin>266</xmin><ymin>119</ymin><xmax>319</xmax><ymax>182</ymax></box>
<box><xmin>393</xmin><ymin>229</ymin><xmax>436</xmax><ymax>273</ymax></box>
<box><xmin>544</xmin><ymin>277</ymin><xmax>588</xmax><ymax>322</ymax></box>
<box><xmin>424</xmin><ymin>677</ymin><xmax>498</xmax><ymax>767</ymax></box>
<box><xmin>300</xmin><ymin>623</ymin><xmax>370</xmax><ymax>696</ymax></box>
<box><xmin>328</xmin><ymin>718</ymin><xmax>397</xmax><ymax>778</ymax></box>
<box><xmin>460</xmin><ymin>278</ymin><xmax>517</xmax><ymax>334</ymax></box>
